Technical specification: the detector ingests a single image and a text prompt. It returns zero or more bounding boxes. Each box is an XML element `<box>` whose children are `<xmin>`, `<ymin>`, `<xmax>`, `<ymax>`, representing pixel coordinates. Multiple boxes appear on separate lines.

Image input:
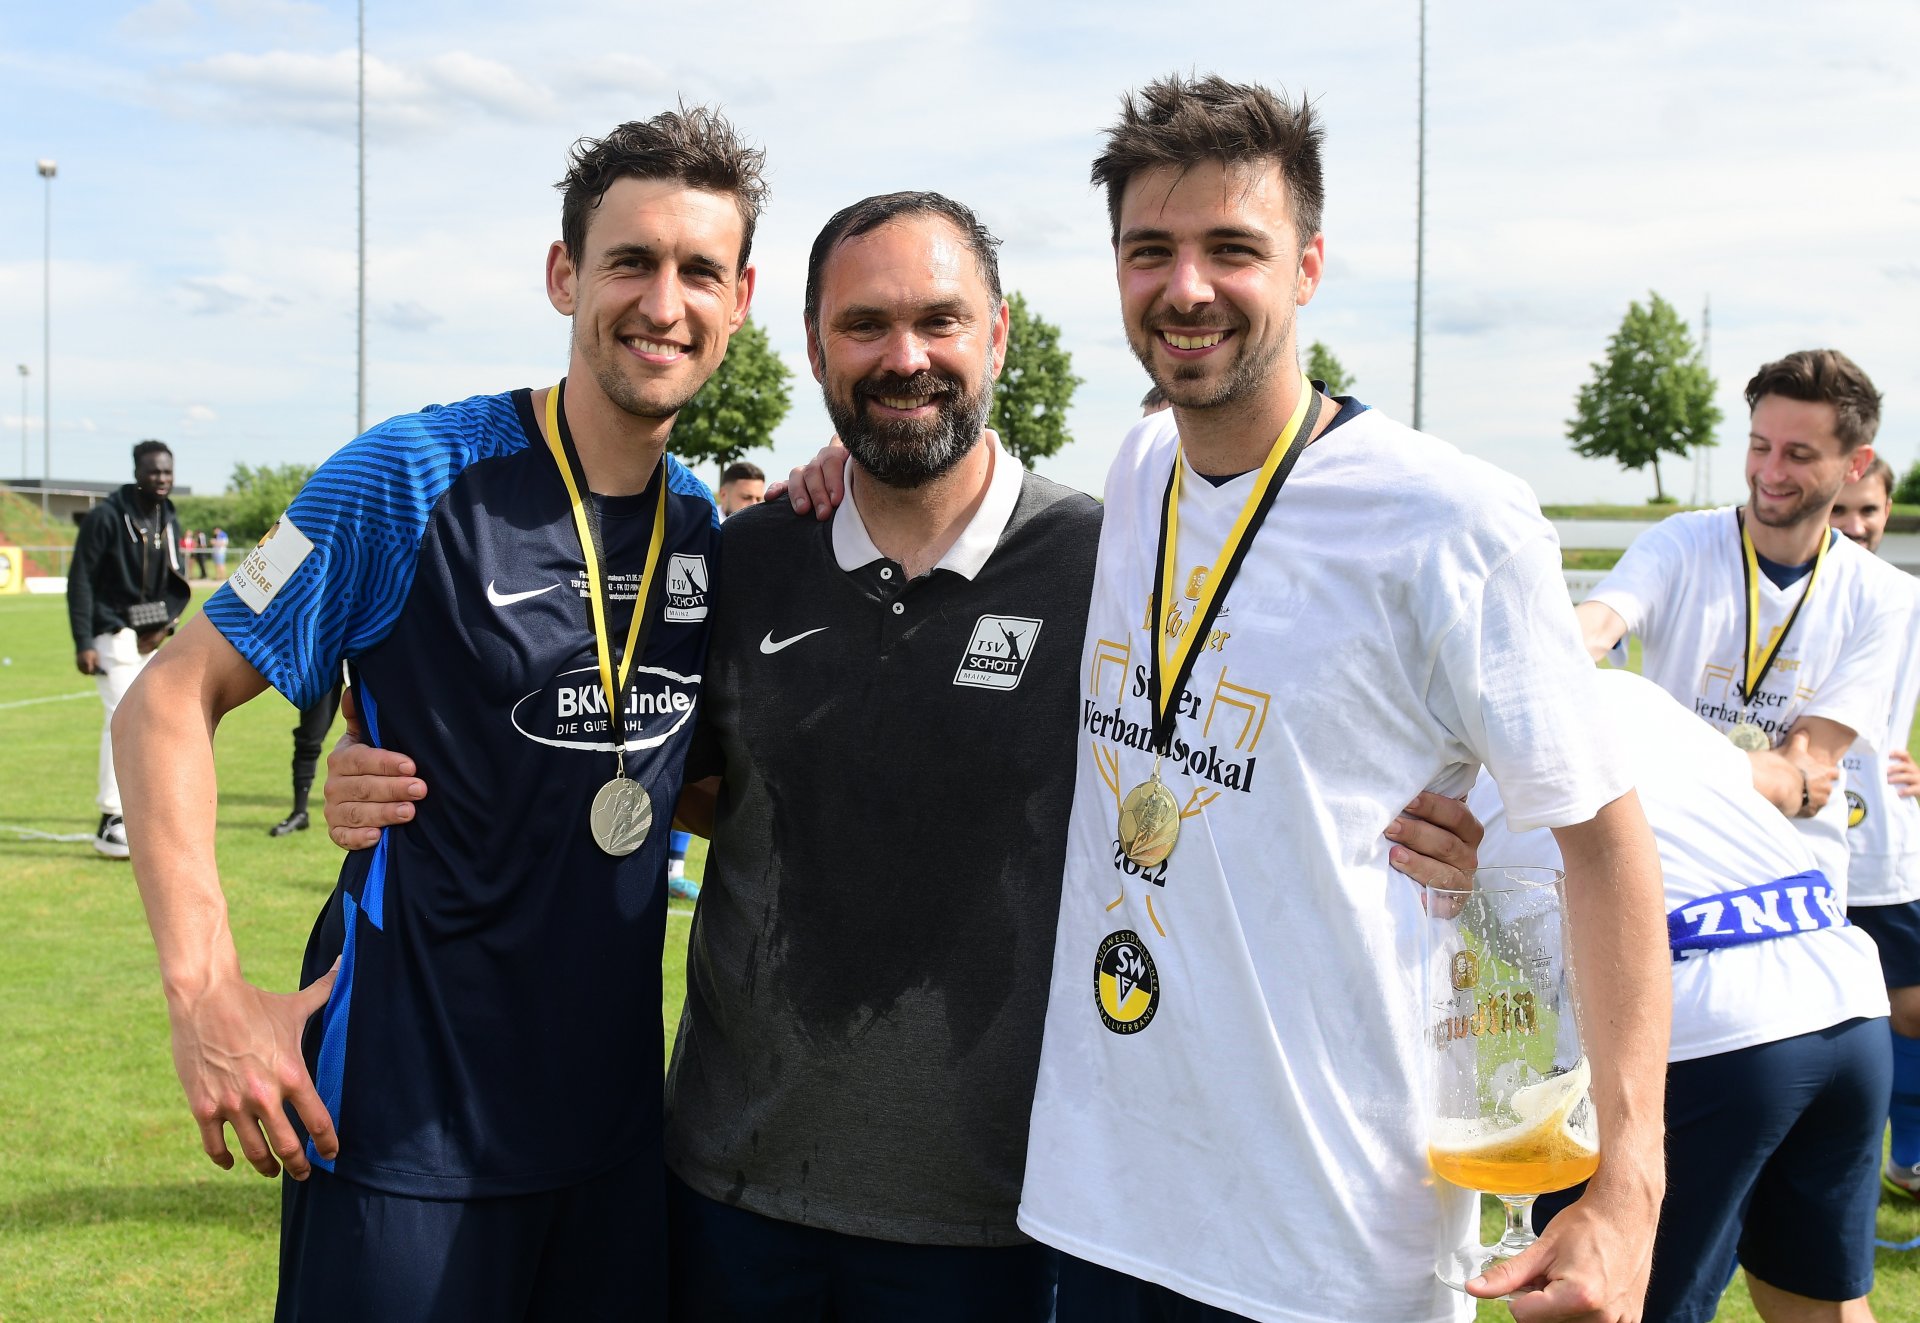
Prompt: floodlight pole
<box><xmin>1412</xmin><ymin>0</ymin><xmax>1427</xmax><ymax>432</ymax></box>
<box><xmin>356</xmin><ymin>0</ymin><xmax>367</xmax><ymax>436</ymax></box>
<box><xmin>38</xmin><ymin>159</ymin><xmax>56</xmax><ymax>515</ymax></box>
<box><xmin>16</xmin><ymin>365</ymin><xmax>27</xmax><ymax>479</ymax></box>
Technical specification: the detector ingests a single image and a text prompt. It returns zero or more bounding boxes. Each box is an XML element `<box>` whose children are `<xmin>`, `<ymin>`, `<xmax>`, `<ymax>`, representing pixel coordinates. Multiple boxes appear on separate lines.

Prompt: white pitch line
<box><xmin>1</xmin><ymin>824</ymin><xmax>96</xmax><ymax>843</ymax></box>
<box><xmin>0</xmin><ymin>690</ymin><xmax>93</xmax><ymax>712</ymax></box>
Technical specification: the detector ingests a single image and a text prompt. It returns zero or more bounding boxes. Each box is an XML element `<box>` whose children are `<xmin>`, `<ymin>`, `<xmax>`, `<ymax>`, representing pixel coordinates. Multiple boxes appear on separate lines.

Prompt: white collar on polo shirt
<box><xmin>830</xmin><ymin>429</ymin><xmax>1023</xmax><ymax>581</ymax></box>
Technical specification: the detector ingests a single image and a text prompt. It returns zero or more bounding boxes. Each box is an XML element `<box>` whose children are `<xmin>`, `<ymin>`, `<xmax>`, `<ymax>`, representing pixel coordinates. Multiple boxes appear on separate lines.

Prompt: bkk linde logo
<box><xmin>511</xmin><ymin>664</ymin><xmax>700</xmax><ymax>752</ymax></box>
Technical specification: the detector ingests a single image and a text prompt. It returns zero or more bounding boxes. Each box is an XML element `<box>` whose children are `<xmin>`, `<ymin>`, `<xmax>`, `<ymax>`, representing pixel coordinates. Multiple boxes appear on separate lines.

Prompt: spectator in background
<box><xmin>270</xmin><ymin>680</ymin><xmax>345</xmax><ymax>838</ymax></box>
<box><xmin>191</xmin><ymin>531</ymin><xmax>213</xmax><ymax>580</ymax></box>
<box><xmin>67</xmin><ymin>439</ymin><xmax>190</xmax><ymax>859</ymax></box>
<box><xmin>1826</xmin><ymin>456</ymin><xmax>1920</xmax><ymax>1200</ymax></box>
<box><xmin>1139</xmin><ymin>382</ymin><xmax>1169</xmax><ymax>414</ymax></box>
<box><xmin>716</xmin><ymin>460</ymin><xmax>765</xmax><ymax>516</ymax></box>
<box><xmin>210</xmin><ymin>527</ymin><xmax>229</xmax><ymax>575</ymax></box>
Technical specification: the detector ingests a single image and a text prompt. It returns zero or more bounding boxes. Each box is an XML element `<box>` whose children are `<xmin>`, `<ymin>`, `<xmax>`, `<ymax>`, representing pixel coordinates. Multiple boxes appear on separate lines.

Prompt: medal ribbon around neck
<box><xmin>1147</xmin><ymin>376</ymin><xmax>1322</xmax><ymax>750</ymax></box>
<box><xmin>542</xmin><ymin>380</ymin><xmax>669</xmax><ymax>772</ymax></box>
<box><xmin>1118</xmin><ymin>378</ymin><xmax>1321</xmax><ymax>870</ymax></box>
<box><xmin>1734</xmin><ymin>509</ymin><xmax>1830</xmax><ymax>714</ymax></box>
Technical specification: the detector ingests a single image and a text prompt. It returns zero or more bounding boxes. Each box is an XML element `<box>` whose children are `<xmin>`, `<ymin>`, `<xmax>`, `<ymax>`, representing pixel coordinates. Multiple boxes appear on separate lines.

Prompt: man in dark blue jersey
<box><xmin>112</xmin><ymin>107</ymin><xmax>764</xmax><ymax>1321</ymax></box>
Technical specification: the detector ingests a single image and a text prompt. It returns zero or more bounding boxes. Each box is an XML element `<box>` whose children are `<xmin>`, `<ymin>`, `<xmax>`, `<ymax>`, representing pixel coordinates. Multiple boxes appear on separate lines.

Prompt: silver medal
<box><xmin>590</xmin><ymin>776</ymin><xmax>653</xmax><ymax>856</ymax></box>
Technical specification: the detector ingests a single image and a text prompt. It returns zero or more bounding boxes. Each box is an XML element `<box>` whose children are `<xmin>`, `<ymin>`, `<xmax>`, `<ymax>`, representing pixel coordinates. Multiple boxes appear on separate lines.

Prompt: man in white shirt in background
<box><xmin>1826</xmin><ymin>456</ymin><xmax>1920</xmax><ymax>1199</ymax></box>
<box><xmin>1475</xmin><ymin>669</ymin><xmax>1890</xmax><ymax>1323</ymax></box>
<box><xmin>1577</xmin><ymin>350</ymin><xmax>1909</xmax><ymax>898</ymax></box>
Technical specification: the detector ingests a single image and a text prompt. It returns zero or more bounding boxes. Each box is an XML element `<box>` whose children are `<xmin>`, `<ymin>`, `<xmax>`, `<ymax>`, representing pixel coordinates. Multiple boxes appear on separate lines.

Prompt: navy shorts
<box><xmin>1536</xmin><ymin>1017</ymin><xmax>1890</xmax><ymax>1322</ymax></box>
<box><xmin>1849</xmin><ymin>898</ymin><xmax>1920</xmax><ymax>988</ymax></box>
<box><xmin>666</xmin><ymin>1172</ymin><xmax>1054</xmax><ymax>1322</ymax></box>
<box><xmin>1055</xmin><ymin>1254</ymin><xmax>1255</xmax><ymax>1322</ymax></box>
<box><xmin>276</xmin><ymin>1148</ymin><xmax>665</xmax><ymax>1322</ymax></box>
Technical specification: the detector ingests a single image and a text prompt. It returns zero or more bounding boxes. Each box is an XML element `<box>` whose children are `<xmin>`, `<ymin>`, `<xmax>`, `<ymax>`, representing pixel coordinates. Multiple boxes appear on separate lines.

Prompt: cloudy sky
<box><xmin>2</xmin><ymin>0</ymin><xmax>1916</xmax><ymax>506</ymax></box>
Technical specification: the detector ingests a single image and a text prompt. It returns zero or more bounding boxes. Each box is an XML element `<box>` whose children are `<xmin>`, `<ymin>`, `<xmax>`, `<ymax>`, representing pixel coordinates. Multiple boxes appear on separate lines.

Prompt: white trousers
<box><xmin>94</xmin><ymin>629</ymin><xmax>152</xmax><ymax>816</ymax></box>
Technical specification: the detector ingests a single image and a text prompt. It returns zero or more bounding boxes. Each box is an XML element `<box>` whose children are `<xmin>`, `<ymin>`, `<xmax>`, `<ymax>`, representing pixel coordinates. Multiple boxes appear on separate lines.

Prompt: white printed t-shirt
<box><xmin>1470</xmin><ymin>669</ymin><xmax>1887</xmax><ymax>1063</ymax></box>
<box><xmin>1018</xmin><ymin>406</ymin><xmax>1630</xmax><ymax>1323</ymax></box>
<box><xmin>1587</xmin><ymin>507</ymin><xmax>1910</xmax><ymax>900</ymax></box>
<box><xmin>1844</xmin><ymin>571</ymin><xmax>1920</xmax><ymax>907</ymax></box>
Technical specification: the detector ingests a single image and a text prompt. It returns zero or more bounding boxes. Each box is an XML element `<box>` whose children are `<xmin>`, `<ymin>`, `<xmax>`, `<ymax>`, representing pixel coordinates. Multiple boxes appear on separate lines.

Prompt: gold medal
<box><xmin>1120</xmin><ymin>769</ymin><xmax>1181</xmax><ymax>868</ymax></box>
<box><xmin>1730</xmin><ymin>512</ymin><xmax>1829</xmax><ymax>747</ymax></box>
<box><xmin>590</xmin><ymin>775</ymin><xmax>653</xmax><ymax>856</ymax></box>
<box><xmin>1132</xmin><ymin>379</ymin><xmax>1323</xmax><ymax>871</ymax></box>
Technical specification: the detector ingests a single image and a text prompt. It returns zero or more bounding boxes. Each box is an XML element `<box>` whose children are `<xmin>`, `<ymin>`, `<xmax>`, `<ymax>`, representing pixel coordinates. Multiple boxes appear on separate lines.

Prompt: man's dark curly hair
<box><xmin>556</xmin><ymin>104</ymin><xmax>769</xmax><ymax>274</ymax></box>
<box><xmin>1092</xmin><ymin>73</ymin><xmax>1324</xmax><ymax>249</ymax></box>
<box><xmin>1745</xmin><ymin>349</ymin><xmax>1882</xmax><ymax>452</ymax></box>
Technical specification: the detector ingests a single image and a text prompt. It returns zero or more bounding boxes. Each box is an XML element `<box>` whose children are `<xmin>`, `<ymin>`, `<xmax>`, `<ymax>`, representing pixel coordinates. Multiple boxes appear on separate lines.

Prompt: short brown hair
<box><xmin>1091</xmin><ymin>74</ymin><xmax>1324</xmax><ymax>247</ymax></box>
<box><xmin>556</xmin><ymin>105</ymin><xmax>769</xmax><ymax>274</ymax></box>
<box><xmin>1744</xmin><ymin>349</ymin><xmax>1882</xmax><ymax>451</ymax></box>
<box><xmin>1862</xmin><ymin>454</ymin><xmax>1896</xmax><ymax>499</ymax></box>
<box><xmin>719</xmin><ymin>461</ymin><xmax>764</xmax><ymax>486</ymax></box>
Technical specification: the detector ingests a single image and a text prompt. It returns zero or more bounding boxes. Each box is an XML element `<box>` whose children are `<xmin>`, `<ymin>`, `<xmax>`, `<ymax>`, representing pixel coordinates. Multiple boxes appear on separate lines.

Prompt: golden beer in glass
<box><xmin>1424</xmin><ymin>866</ymin><xmax>1597</xmax><ymax>1291</ymax></box>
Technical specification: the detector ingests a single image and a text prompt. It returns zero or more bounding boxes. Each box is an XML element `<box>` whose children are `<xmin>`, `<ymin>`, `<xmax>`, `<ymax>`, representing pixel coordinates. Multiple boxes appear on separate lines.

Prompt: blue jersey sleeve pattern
<box><xmin>665</xmin><ymin>453</ymin><xmax>722</xmax><ymax>527</ymax></box>
<box><xmin>201</xmin><ymin>393</ymin><xmax>530</xmax><ymax>710</ymax></box>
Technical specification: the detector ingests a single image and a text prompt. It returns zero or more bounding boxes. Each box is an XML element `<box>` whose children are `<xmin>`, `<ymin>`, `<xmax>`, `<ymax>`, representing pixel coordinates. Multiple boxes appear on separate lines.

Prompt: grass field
<box><xmin>3</xmin><ymin>589</ymin><xmax>1918</xmax><ymax>1320</ymax></box>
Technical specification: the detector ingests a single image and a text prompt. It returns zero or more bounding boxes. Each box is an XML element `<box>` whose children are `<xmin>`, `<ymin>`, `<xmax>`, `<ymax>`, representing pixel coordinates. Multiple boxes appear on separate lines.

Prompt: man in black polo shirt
<box><xmin>660</xmin><ymin>193</ymin><xmax>1101</xmax><ymax>1317</ymax></box>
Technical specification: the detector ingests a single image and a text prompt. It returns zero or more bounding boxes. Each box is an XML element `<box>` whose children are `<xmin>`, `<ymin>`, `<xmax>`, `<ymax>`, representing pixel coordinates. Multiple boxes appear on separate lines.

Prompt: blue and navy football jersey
<box><xmin>203</xmin><ymin>387</ymin><xmax>718</xmax><ymax>1198</ymax></box>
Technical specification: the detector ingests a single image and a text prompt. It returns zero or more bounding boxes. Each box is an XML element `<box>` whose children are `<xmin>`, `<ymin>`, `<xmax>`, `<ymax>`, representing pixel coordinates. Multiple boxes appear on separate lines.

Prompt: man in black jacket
<box><xmin>67</xmin><ymin>439</ymin><xmax>190</xmax><ymax>858</ymax></box>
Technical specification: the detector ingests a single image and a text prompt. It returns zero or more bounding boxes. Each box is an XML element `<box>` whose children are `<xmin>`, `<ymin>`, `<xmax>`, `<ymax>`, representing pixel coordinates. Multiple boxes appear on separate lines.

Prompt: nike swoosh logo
<box><xmin>760</xmin><ymin>627</ymin><xmax>829</xmax><ymax>655</ymax></box>
<box><xmin>487</xmin><ymin>580</ymin><xmax>560</xmax><ymax>608</ymax></box>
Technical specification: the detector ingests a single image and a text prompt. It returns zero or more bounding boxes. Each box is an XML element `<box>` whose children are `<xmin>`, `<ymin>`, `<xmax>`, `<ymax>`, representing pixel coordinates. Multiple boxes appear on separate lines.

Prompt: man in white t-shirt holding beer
<box><xmin>1825</xmin><ymin>456</ymin><xmax>1920</xmax><ymax>1198</ymax></box>
<box><xmin>1577</xmin><ymin>351</ymin><xmax>1909</xmax><ymax>897</ymax></box>
<box><xmin>1017</xmin><ymin>74</ymin><xmax>1669</xmax><ymax>1323</ymax></box>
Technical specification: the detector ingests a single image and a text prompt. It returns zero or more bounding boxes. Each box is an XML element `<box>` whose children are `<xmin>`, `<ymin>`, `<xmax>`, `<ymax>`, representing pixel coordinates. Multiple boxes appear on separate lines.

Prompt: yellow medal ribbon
<box><xmin>542</xmin><ymin>383</ymin><xmax>668</xmax><ymax>762</ymax></box>
<box><xmin>1148</xmin><ymin>375</ymin><xmax>1319</xmax><ymax>733</ymax></box>
<box><xmin>1735</xmin><ymin>510</ymin><xmax>1829</xmax><ymax>710</ymax></box>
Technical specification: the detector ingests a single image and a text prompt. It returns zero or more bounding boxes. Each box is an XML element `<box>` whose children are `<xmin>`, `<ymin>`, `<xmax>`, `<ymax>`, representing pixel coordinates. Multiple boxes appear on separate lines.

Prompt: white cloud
<box><xmin>381</xmin><ymin>301</ymin><xmax>442</xmax><ymax>333</ymax></box>
<box><xmin>568</xmin><ymin>53</ymin><xmax>676</xmax><ymax>101</ymax></box>
<box><xmin>208</xmin><ymin>0</ymin><xmax>327</xmax><ymax>26</ymax></box>
<box><xmin>165</xmin><ymin>47</ymin><xmax>561</xmax><ymax>139</ymax></box>
<box><xmin>116</xmin><ymin>0</ymin><xmax>201</xmax><ymax>43</ymax></box>
<box><xmin>176</xmin><ymin>276</ymin><xmax>256</xmax><ymax>316</ymax></box>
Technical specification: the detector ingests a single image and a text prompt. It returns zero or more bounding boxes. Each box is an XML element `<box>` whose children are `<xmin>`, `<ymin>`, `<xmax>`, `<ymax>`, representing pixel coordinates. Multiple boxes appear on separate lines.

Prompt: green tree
<box><xmin>227</xmin><ymin>462</ymin><xmax>316</xmax><ymax>542</ymax></box>
<box><xmin>669</xmin><ymin>317</ymin><xmax>792</xmax><ymax>475</ymax></box>
<box><xmin>1896</xmin><ymin>460</ymin><xmax>1920</xmax><ymax>507</ymax></box>
<box><xmin>1304</xmin><ymin>340</ymin><xmax>1355</xmax><ymax>396</ymax></box>
<box><xmin>990</xmin><ymin>292</ymin><xmax>1082</xmax><ymax>469</ymax></box>
<box><xmin>1567</xmin><ymin>293</ymin><xmax>1720</xmax><ymax>503</ymax></box>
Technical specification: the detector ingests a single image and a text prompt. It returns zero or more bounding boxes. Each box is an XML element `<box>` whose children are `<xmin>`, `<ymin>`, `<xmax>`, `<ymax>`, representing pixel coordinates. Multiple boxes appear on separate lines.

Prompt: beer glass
<box><xmin>1424</xmin><ymin>866</ymin><xmax>1598</xmax><ymax>1292</ymax></box>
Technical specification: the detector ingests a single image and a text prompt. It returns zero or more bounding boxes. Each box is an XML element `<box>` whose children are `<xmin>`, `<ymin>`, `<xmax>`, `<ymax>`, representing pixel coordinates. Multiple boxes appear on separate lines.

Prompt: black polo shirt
<box><xmin>666</xmin><ymin>449</ymin><xmax>1102</xmax><ymax>1245</ymax></box>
